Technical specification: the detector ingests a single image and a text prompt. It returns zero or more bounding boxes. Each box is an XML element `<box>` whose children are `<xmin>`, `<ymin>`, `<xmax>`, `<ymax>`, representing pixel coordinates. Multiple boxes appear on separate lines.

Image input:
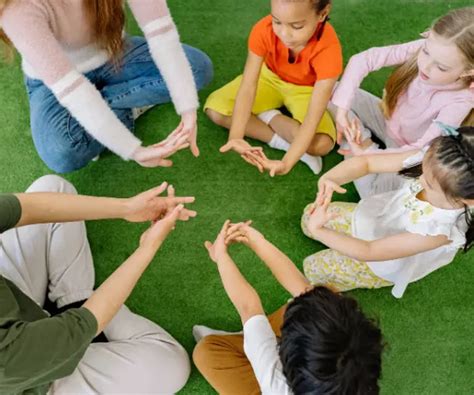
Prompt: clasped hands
<box><xmin>220</xmin><ymin>138</ymin><xmax>289</xmax><ymax>177</ymax></box>
<box><xmin>205</xmin><ymin>220</ymin><xmax>264</xmax><ymax>263</ymax></box>
<box><xmin>133</xmin><ymin>110</ymin><xmax>199</xmax><ymax>168</ymax></box>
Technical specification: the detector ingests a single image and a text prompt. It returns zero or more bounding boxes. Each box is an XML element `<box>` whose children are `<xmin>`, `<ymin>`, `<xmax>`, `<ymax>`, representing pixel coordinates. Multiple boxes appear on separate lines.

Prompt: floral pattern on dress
<box><xmin>403</xmin><ymin>180</ymin><xmax>434</xmax><ymax>224</ymax></box>
<box><xmin>301</xmin><ymin>202</ymin><xmax>392</xmax><ymax>292</ymax></box>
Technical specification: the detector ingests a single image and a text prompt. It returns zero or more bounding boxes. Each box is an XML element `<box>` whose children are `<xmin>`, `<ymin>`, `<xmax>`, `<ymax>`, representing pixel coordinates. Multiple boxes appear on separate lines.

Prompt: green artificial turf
<box><xmin>1</xmin><ymin>0</ymin><xmax>473</xmax><ymax>393</ymax></box>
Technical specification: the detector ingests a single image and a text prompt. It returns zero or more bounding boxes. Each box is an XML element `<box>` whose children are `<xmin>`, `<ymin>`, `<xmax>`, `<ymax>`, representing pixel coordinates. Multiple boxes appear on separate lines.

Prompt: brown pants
<box><xmin>193</xmin><ymin>306</ymin><xmax>287</xmax><ymax>395</ymax></box>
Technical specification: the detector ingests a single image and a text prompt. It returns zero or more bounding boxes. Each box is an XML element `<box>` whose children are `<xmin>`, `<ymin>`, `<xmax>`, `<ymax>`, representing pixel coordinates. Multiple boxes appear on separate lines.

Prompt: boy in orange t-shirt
<box><xmin>205</xmin><ymin>0</ymin><xmax>342</xmax><ymax>175</ymax></box>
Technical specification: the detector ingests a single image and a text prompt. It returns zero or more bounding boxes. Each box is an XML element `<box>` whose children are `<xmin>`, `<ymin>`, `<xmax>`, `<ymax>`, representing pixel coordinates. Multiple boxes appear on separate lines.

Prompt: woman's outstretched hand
<box><xmin>132</xmin><ymin>123</ymin><xmax>191</xmax><ymax>167</ymax></box>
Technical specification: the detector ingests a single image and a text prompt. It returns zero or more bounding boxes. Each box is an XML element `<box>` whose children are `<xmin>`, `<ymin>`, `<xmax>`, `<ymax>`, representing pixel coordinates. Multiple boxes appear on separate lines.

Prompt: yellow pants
<box><xmin>204</xmin><ymin>64</ymin><xmax>336</xmax><ymax>141</ymax></box>
<box><xmin>301</xmin><ymin>202</ymin><xmax>392</xmax><ymax>292</ymax></box>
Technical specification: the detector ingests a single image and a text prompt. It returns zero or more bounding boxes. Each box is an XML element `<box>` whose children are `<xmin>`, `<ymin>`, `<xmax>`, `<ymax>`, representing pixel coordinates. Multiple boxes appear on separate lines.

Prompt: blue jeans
<box><xmin>26</xmin><ymin>36</ymin><xmax>214</xmax><ymax>173</ymax></box>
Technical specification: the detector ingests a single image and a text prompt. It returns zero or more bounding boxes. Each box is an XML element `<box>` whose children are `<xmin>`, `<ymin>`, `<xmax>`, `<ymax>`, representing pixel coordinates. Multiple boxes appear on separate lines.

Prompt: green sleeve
<box><xmin>1</xmin><ymin>308</ymin><xmax>97</xmax><ymax>392</ymax></box>
<box><xmin>0</xmin><ymin>194</ymin><xmax>21</xmax><ymax>233</ymax></box>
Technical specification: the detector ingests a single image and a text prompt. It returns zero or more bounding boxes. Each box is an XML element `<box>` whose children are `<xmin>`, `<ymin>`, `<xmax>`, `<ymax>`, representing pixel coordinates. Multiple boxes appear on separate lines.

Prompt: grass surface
<box><xmin>1</xmin><ymin>0</ymin><xmax>473</xmax><ymax>393</ymax></box>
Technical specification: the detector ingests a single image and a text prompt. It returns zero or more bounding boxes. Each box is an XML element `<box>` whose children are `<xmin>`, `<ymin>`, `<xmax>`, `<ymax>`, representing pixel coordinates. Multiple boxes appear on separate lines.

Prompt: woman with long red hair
<box><xmin>0</xmin><ymin>0</ymin><xmax>213</xmax><ymax>172</ymax></box>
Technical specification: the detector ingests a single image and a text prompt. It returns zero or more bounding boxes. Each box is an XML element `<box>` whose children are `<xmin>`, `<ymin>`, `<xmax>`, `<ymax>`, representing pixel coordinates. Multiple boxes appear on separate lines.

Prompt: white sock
<box><xmin>257</xmin><ymin>109</ymin><xmax>282</xmax><ymax>125</ymax></box>
<box><xmin>192</xmin><ymin>325</ymin><xmax>242</xmax><ymax>343</ymax></box>
<box><xmin>268</xmin><ymin>133</ymin><xmax>323</xmax><ymax>175</ymax></box>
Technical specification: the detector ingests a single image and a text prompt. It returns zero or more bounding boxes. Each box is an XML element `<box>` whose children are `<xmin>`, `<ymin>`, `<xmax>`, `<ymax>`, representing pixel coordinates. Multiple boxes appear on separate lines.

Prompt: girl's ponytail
<box><xmin>400</xmin><ymin>126</ymin><xmax>474</xmax><ymax>251</ymax></box>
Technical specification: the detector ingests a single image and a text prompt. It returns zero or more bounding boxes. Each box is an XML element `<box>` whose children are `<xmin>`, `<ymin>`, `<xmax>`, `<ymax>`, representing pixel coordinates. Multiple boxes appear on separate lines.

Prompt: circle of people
<box><xmin>0</xmin><ymin>0</ymin><xmax>472</xmax><ymax>394</ymax></box>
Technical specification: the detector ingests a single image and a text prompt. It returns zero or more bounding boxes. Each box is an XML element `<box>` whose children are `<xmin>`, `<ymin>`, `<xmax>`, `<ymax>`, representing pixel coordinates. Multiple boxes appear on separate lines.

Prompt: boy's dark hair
<box><xmin>399</xmin><ymin>126</ymin><xmax>474</xmax><ymax>252</ymax></box>
<box><xmin>278</xmin><ymin>286</ymin><xmax>383</xmax><ymax>395</ymax></box>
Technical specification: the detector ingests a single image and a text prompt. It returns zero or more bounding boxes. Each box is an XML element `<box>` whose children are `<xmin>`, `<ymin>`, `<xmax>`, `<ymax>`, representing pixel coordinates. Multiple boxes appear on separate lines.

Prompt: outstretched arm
<box><xmin>306</xmin><ymin>200</ymin><xmax>450</xmax><ymax>262</ymax></box>
<box><xmin>83</xmin><ymin>205</ymin><xmax>184</xmax><ymax>333</ymax></box>
<box><xmin>14</xmin><ymin>182</ymin><xmax>195</xmax><ymax>227</ymax></box>
<box><xmin>205</xmin><ymin>221</ymin><xmax>264</xmax><ymax>325</ymax></box>
<box><xmin>225</xmin><ymin>222</ymin><xmax>310</xmax><ymax>297</ymax></box>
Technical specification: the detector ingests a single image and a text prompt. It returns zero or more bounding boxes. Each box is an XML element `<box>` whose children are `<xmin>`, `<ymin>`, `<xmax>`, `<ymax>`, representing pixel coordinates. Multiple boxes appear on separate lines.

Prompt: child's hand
<box><xmin>335</xmin><ymin>107</ymin><xmax>350</xmax><ymax>144</ymax></box>
<box><xmin>181</xmin><ymin>110</ymin><xmax>199</xmax><ymax>157</ymax></box>
<box><xmin>220</xmin><ymin>139</ymin><xmax>263</xmax><ymax>156</ymax></box>
<box><xmin>165</xmin><ymin>184</ymin><xmax>197</xmax><ymax>221</ymax></box>
<box><xmin>307</xmin><ymin>200</ymin><xmax>339</xmax><ymax>233</ymax></box>
<box><xmin>337</xmin><ymin>119</ymin><xmax>368</xmax><ymax>156</ymax></box>
<box><xmin>124</xmin><ymin>182</ymin><xmax>195</xmax><ymax>223</ymax></box>
<box><xmin>316</xmin><ymin>177</ymin><xmax>347</xmax><ymax>207</ymax></box>
<box><xmin>242</xmin><ymin>151</ymin><xmax>289</xmax><ymax>177</ymax></box>
<box><xmin>204</xmin><ymin>220</ymin><xmax>231</xmax><ymax>263</ymax></box>
<box><xmin>133</xmin><ymin>124</ymin><xmax>191</xmax><ymax>167</ymax></box>
<box><xmin>224</xmin><ymin>220</ymin><xmax>264</xmax><ymax>246</ymax></box>
<box><xmin>139</xmin><ymin>204</ymin><xmax>183</xmax><ymax>253</ymax></box>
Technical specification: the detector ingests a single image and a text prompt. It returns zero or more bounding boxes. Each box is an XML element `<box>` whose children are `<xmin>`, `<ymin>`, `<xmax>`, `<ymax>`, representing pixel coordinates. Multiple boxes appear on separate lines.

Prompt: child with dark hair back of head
<box><xmin>280</xmin><ymin>287</ymin><xmax>382</xmax><ymax>394</ymax></box>
<box><xmin>193</xmin><ymin>220</ymin><xmax>383</xmax><ymax>395</ymax></box>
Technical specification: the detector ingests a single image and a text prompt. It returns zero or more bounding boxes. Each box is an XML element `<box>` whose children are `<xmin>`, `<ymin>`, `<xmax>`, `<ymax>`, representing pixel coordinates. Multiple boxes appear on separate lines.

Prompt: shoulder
<box><xmin>1</xmin><ymin>0</ymin><xmax>49</xmax><ymax>31</ymax></box>
<box><xmin>250</xmin><ymin>15</ymin><xmax>273</xmax><ymax>37</ymax></box>
<box><xmin>243</xmin><ymin>315</ymin><xmax>291</xmax><ymax>394</ymax></box>
<box><xmin>1</xmin><ymin>0</ymin><xmax>48</xmax><ymax>20</ymax></box>
<box><xmin>320</xmin><ymin>22</ymin><xmax>340</xmax><ymax>44</ymax></box>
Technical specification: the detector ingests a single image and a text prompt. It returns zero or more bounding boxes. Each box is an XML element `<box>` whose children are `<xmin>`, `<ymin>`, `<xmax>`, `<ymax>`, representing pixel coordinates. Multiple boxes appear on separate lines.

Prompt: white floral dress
<box><xmin>301</xmin><ymin>179</ymin><xmax>467</xmax><ymax>298</ymax></box>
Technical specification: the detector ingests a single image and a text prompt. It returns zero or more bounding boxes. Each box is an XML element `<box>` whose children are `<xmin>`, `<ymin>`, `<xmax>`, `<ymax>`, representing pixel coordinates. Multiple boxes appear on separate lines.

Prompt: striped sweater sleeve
<box><xmin>128</xmin><ymin>0</ymin><xmax>199</xmax><ymax>115</ymax></box>
<box><xmin>0</xmin><ymin>1</ymin><xmax>141</xmax><ymax>160</ymax></box>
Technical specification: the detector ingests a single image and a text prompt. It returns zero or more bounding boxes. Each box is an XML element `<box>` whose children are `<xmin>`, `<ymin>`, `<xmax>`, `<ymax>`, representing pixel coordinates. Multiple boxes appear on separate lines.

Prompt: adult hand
<box><xmin>139</xmin><ymin>204</ymin><xmax>184</xmax><ymax>253</ymax></box>
<box><xmin>124</xmin><ymin>182</ymin><xmax>195</xmax><ymax>223</ymax></box>
<box><xmin>315</xmin><ymin>177</ymin><xmax>347</xmax><ymax>207</ymax></box>
<box><xmin>181</xmin><ymin>110</ymin><xmax>199</xmax><ymax>157</ymax></box>
<box><xmin>204</xmin><ymin>220</ymin><xmax>231</xmax><ymax>263</ymax></box>
<box><xmin>133</xmin><ymin>123</ymin><xmax>190</xmax><ymax>167</ymax></box>
<box><xmin>307</xmin><ymin>200</ymin><xmax>339</xmax><ymax>234</ymax></box>
<box><xmin>165</xmin><ymin>184</ymin><xmax>197</xmax><ymax>221</ymax></box>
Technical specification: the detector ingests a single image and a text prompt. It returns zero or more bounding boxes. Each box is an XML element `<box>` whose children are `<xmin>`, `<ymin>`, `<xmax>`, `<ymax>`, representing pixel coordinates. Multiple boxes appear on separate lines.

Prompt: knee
<box><xmin>27</xmin><ymin>175</ymin><xmax>77</xmax><ymax>194</ymax></box>
<box><xmin>303</xmin><ymin>254</ymin><xmax>326</xmax><ymax>280</ymax></box>
<box><xmin>205</xmin><ymin>108</ymin><xmax>230</xmax><ymax>129</ymax></box>
<box><xmin>184</xmin><ymin>45</ymin><xmax>214</xmax><ymax>91</ymax></box>
<box><xmin>193</xmin><ymin>337</ymin><xmax>217</xmax><ymax>377</ymax></box>
<box><xmin>301</xmin><ymin>203</ymin><xmax>315</xmax><ymax>238</ymax></box>
<box><xmin>307</xmin><ymin>135</ymin><xmax>334</xmax><ymax>156</ymax></box>
<box><xmin>161</xmin><ymin>345</ymin><xmax>191</xmax><ymax>393</ymax></box>
<box><xmin>138</xmin><ymin>342</ymin><xmax>191</xmax><ymax>393</ymax></box>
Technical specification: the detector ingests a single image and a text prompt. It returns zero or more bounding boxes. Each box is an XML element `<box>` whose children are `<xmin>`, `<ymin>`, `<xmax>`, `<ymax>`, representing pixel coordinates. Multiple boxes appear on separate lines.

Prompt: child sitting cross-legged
<box><xmin>193</xmin><ymin>220</ymin><xmax>384</xmax><ymax>395</ymax></box>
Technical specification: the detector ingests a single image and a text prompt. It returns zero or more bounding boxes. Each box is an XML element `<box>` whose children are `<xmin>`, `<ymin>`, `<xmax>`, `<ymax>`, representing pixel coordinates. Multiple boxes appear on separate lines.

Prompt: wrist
<box><xmin>215</xmin><ymin>252</ymin><xmax>231</xmax><ymax>265</ymax></box>
<box><xmin>309</xmin><ymin>225</ymin><xmax>325</xmax><ymax>240</ymax></box>
<box><xmin>247</xmin><ymin>233</ymin><xmax>265</xmax><ymax>250</ymax></box>
<box><xmin>281</xmin><ymin>157</ymin><xmax>293</xmax><ymax>172</ymax></box>
<box><xmin>131</xmin><ymin>145</ymin><xmax>145</xmax><ymax>162</ymax></box>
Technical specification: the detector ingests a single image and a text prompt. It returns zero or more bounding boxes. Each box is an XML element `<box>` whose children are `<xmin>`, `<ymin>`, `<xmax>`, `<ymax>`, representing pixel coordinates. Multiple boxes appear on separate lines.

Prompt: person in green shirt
<box><xmin>0</xmin><ymin>175</ymin><xmax>196</xmax><ymax>394</ymax></box>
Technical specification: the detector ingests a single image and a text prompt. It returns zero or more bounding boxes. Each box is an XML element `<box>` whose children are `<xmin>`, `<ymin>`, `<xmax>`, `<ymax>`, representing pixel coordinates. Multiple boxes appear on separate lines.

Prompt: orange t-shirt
<box><xmin>248</xmin><ymin>15</ymin><xmax>343</xmax><ymax>86</ymax></box>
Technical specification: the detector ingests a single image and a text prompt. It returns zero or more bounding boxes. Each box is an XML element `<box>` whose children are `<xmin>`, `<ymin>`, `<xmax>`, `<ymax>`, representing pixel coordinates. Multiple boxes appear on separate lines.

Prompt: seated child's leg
<box><xmin>204</xmin><ymin>73</ymin><xmax>283</xmax><ymax>143</ymax></box>
<box><xmin>303</xmin><ymin>249</ymin><xmax>392</xmax><ymax>292</ymax></box>
<box><xmin>193</xmin><ymin>306</ymin><xmax>286</xmax><ymax>395</ymax></box>
<box><xmin>301</xmin><ymin>202</ymin><xmax>357</xmax><ymax>239</ymax></box>
<box><xmin>285</xmin><ymin>91</ymin><xmax>337</xmax><ymax>156</ymax></box>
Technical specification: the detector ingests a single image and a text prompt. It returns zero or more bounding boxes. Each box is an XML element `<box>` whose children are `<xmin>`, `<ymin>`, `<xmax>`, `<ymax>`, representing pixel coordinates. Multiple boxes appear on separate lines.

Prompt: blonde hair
<box><xmin>382</xmin><ymin>7</ymin><xmax>474</xmax><ymax>126</ymax></box>
<box><xmin>1</xmin><ymin>0</ymin><xmax>125</xmax><ymax>61</ymax></box>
